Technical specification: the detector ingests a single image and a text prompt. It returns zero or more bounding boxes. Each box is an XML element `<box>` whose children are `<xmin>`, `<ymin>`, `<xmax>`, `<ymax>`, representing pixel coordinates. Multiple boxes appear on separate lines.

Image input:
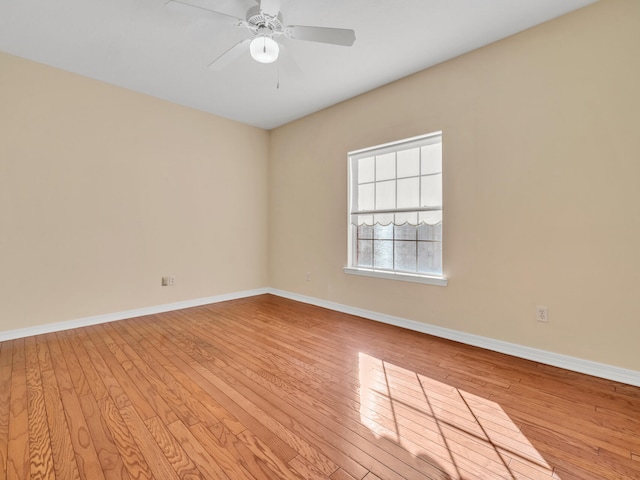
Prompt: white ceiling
<box><xmin>0</xmin><ymin>0</ymin><xmax>596</xmax><ymax>129</ymax></box>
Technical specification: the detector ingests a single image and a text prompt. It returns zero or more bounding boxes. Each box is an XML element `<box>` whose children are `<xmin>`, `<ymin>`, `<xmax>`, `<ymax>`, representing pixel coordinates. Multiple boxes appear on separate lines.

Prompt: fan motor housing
<box><xmin>246</xmin><ymin>5</ymin><xmax>283</xmax><ymax>34</ymax></box>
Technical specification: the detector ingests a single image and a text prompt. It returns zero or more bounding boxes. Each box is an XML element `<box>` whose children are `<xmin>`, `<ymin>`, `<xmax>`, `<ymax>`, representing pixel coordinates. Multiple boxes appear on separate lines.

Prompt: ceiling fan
<box><xmin>167</xmin><ymin>0</ymin><xmax>356</xmax><ymax>70</ymax></box>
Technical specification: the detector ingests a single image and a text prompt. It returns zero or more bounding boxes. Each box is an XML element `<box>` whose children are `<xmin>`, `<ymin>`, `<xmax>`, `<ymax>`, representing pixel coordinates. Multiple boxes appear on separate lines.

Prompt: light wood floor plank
<box><xmin>97</xmin><ymin>396</ymin><xmax>153</xmax><ymax>480</ymax></box>
<box><xmin>25</xmin><ymin>336</ymin><xmax>55</xmax><ymax>480</ymax></box>
<box><xmin>143</xmin><ymin>416</ymin><xmax>204</xmax><ymax>480</ymax></box>
<box><xmin>0</xmin><ymin>363</ymin><xmax>12</xmax><ymax>476</ymax></box>
<box><xmin>193</xmin><ymin>421</ymin><xmax>269</xmax><ymax>480</ymax></box>
<box><xmin>108</xmin><ymin>323</ymin><xmax>206</xmax><ymax>427</ymax></box>
<box><xmin>330</xmin><ymin>467</ymin><xmax>360</xmax><ymax>480</ymax></box>
<box><xmin>97</xmin><ymin>323</ymin><xmax>180</xmax><ymax>426</ymax></box>
<box><xmin>58</xmin><ymin>387</ymin><xmax>106</xmax><ymax>480</ymax></box>
<box><xmin>40</xmin><ymin>364</ymin><xmax>81</xmax><ymax>479</ymax></box>
<box><xmin>236</xmin><ymin>429</ymin><xmax>306</xmax><ymax>480</ymax></box>
<box><xmin>55</xmin><ymin>332</ymin><xmax>92</xmax><ymax>398</ymax></box>
<box><xmin>7</xmin><ymin>338</ymin><xmax>30</xmax><ymax>480</ymax></box>
<box><xmin>45</xmin><ymin>333</ymin><xmax>74</xmax><ymax>393</ymax></box>
<box><xmin>117</xmin><ymin>405</ymin><xmax>182</xmax><ymax>480</ymax></box>
<box><xmin>79</xmin><ymin>334</ymin><xmax>130</xmax><ymax>410</ymax></box>
<box><xmin>84</xmin><ymin>327</ymin><xmax>156</xmax><ymax>421</ymax></box>
<box><xmin>34</xmin><ymin>337</ymin><xmax>54</xmax><ymax>375</ymax></box>
<box><xmin>64</xmin><ymin>330</ymin><xmax>109</xmax><ymax>401</ymax></box>
<box><xmin>169</xmin><ymin>421</ymin><xmax>243</xmax><ymax>480</ymax></box>
<box><xmin>0</xmin><ymin>340</ymin><xmax>14</xmax><ymax>368</ymax></box>
<box><xmin>77</xmin><ymin>393</ymin><xmax>130</xmax><ymax>480</ymax></box>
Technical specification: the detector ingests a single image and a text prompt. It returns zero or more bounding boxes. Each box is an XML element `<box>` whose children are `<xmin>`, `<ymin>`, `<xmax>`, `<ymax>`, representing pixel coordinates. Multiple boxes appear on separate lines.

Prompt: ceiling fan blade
<box><xmin>166</xmin><ymin>0</ymin><xmax>244</xmax><ymax>24</ymax></box>
<box><xmin>286</xmin><ymin>26</ymin><xmax>355</xmax><ymax>46</ymax></box>
<box><xmin>208</xmin><ymin>39</ymin><xmax>251</xmax><ymax>71</ymax></box>
<box><xmin>259</xmin><ymin>0</ymin><xmax>281</xmax><ymax>17</ymax></box>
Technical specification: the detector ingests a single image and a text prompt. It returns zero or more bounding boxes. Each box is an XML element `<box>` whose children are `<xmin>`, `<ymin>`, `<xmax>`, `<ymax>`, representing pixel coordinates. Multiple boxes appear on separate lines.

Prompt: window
<box><xmin>345</xmin><ymin>132</ymin><xmax>446</xmax><ymax>286</ymax></box>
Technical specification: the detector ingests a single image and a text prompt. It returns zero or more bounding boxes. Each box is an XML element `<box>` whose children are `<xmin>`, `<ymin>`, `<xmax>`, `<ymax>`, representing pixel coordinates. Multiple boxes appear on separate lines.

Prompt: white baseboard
<box><xmin>3</xmin><ymin>286</ymin><xmax>638</xmax><ymax>387</ymax></box>
<box><xmin>268</xmin><ymin>288</ymin><xmax>640</xmax><ymax>388</ymax></box>
<box><xmin>0</xmin><ymin>288</ymin><xmax>269</xmax><ymax>342</ymax></box>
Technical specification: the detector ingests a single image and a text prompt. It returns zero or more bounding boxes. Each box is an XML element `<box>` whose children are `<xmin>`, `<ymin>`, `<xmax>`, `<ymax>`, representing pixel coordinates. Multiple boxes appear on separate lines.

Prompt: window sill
<box><xmin>343</xmin><ymin>267</ymin><xmax>448</xmax><ymax>286</ymax></box>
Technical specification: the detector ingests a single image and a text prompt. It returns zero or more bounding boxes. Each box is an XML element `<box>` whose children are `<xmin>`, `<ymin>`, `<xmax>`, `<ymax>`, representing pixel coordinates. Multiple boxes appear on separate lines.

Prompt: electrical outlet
<box><xmin>536</xmin><ymin>306</ymin><xmax>549</xmax><ymax>322</ymax></box>
<box><xmin>161</xmin><ymin>275</ymin><xmax>176</xmax><ymax>287</ymax></box>
<box><xmin>169</xmin><ymin>275</ymin><xmax>176</xmax><ymax>286</ymax></box>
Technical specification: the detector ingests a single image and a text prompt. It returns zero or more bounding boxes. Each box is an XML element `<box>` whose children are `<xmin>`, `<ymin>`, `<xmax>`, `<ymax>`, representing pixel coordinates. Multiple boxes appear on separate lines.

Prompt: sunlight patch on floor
<box><xmin>358</xmin><ymin>352</ymin><xmax>561</xmax><ymax>479</ymax></box>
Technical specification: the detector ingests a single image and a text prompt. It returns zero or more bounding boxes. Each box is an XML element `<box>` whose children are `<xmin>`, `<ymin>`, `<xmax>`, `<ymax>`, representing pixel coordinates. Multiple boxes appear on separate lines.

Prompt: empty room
<box><xmin>1</xmin><ymin>0</ymin><xmax>639</xmax><ymax>478</ymax></box>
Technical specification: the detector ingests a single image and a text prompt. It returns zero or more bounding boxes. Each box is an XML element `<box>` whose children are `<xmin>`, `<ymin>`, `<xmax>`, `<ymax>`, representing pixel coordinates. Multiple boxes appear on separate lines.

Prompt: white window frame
<box><xmin>344</xmin><ymin>132</ymin><xmax>447</xmax><ymax>286</ymax></box>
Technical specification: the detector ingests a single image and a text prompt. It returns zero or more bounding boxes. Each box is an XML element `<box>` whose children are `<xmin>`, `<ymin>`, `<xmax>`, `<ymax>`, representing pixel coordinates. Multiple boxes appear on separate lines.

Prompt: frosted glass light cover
<box><xmin>250</xmin><ymin>36</ymin><xmax>279</xmax><ymax>63</ymax></box>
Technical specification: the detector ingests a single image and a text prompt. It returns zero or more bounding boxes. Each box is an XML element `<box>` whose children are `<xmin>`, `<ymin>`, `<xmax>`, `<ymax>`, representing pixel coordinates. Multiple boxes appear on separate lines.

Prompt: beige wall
<box><xmin>269</xmin><ymin>0</ymin><xmax>640</xmax><ymax>371</ymax></box>
<box><xmin>0</xmin><ymin>52</ymin><xmax>269</xmax><ymax>331</ymax></box>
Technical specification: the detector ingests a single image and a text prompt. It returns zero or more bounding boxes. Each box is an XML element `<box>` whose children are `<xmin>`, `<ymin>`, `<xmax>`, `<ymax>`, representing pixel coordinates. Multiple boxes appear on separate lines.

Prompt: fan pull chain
<box><xmin>276</xmin><ymin>59</ymin><xmax>280</xmax><ymax>90</ymax></box>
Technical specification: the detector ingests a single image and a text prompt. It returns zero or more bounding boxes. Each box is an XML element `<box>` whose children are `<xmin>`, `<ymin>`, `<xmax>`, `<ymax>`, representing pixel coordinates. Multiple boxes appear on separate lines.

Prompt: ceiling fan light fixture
<box><xmin>249</xmin><ymin>36</ymin><xmax>279</xmax><ymax>63</ymax></box>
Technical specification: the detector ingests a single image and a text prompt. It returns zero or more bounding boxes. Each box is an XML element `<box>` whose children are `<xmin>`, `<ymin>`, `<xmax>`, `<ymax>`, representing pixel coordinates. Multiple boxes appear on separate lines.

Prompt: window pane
<box><xmin>418</xmin><ymin>241</ymin><xmax>442</xmax><ymax>275</ymax></box>
<box><xmin>357</xmin><ymin>240</ymin><xmax>373</xmax><ymax>267</ymax></box>
<box><xmin>358</xmin><ymin>183</ymin><xmax>374</xmax><ymax>211</ymax></box>
<box><xmin>376</xmin><ymin>153</ymin><xmax>395</xmax><ymax>181</ymax></box>
<box><xmin>397</xmin><ymin>148</ymin><xmax>420</xmax><ymax>178</ymax></box>
<box><xmin>374</xmin><ymin>240</ymin><xmax>393</xmax><ymax>269</ymax></box>
<box><xmin>376</xmin><ymin>180</ymin><xmax>396</xmax><ymax>210</ymax></box>
<box><xmin>421</xmin><ymin>143</ymin><xmax>442</xmax><ymax>174</ymax></box>
<box><xmin>358</xmin><ymin>156</ymin><xmax>375</xmax><ymax>183</ymax></box>
<box><xmin>397</xmin><ymin>177</ymin><xmax>419</xmax><ymax>209</ymax></box>
<box><xmin>358</xmin><ymin>224</ymin><xmax>374</xmax><ymax>240</ymax></box>
<box><xmin>394</xmin><ymin>223</ymin><xmax>417</xmax><ymax>241</ymax></box>
<box><xmin>374</xmin><ymin>223</ymin><xmax>393</xmax><ymax>239</ymax></box>
<box><xmin>395</xmin><ymin>241</ymin><xmax>417</xmax><ymax>272</ymax></box>
<box><xmin>421</xmin><ymin>174</ymin><xmax>442</xmax><ymax>207</ymax></box>
<box><xmin>418</xmin><ymin>222</ymin><xmax>442</xmax><ymax>242</ymax></box>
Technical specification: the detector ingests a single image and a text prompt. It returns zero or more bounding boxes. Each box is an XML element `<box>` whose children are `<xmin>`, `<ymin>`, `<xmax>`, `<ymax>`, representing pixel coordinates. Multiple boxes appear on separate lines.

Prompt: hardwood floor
<box><xmin>1</xmin><ymin>294</ymin><xmax>639</xmax><ymax>479</ymax></box>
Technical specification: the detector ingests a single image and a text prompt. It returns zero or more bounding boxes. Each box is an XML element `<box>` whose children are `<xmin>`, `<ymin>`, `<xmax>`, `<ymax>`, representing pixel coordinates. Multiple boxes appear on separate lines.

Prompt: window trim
<box><xmin>346</xmin><ymin>132</ymin><xmax>447</xmax><ymax>285</ymax></box>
